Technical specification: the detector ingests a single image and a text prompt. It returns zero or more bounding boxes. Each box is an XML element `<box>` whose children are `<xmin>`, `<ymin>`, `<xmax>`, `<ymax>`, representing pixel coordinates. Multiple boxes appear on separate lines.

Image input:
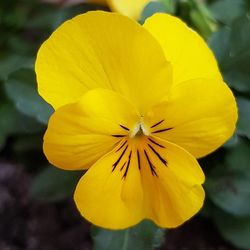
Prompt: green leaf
<box><xmin>224</xmin><ymin>137</ymin><xmax>250</xmax><ymax>172</ymax></box>
<box><xmin>223</xmin><ymin>133</ymin><xmax>239</xmax><ymax>148</ymax></box>
<box><xmin>31</xmin><ymin>167</ymin><xmax>83</xmax><ymax>202</ymax></box>
<box><xmin>13</xmin><ymin>135</ymin><xmax>43</xmax><ymax>153</ymax></box>
<box><xmin>0</xmin><ymin>101</ymin><xmax>44</xmax><ymax>150</ymax></box>
<box><xmin>140</xmin><ymin>1</ymin><xmax>167</xmax><ymax>24</ymax></box>
<box><xmin>190</xmin><ymin>9</ymin><xmax>214</xmax><ymax>39</ymax></box>
<box><xmin>189</xmin><ymin>0</ymin><xmax>217</xmax><ymax>39</ymax></box>
<box><xmin>160</xmin><ymin>0</ymin><xmax>176</xmax><ymax>14</ymax></box>
<box><xmin>0</xmin><ymin>53</ymin><xmax>33</xmax><ymax>81</ymax></box>
<box><xmin>52</xmin><ymin>4</ymin><xmax>106</xmax><ymax>29</ymax></box>
<box><xmin>237</xmin><ymin>97</ymin><xmax>250</xmax><ymax>139</ymax></box>
<box><xmin>209</xmin><ymin>15</ymin><xmax>250</xmax><ymax>93</ymax></box>
<box><xmin>4</xmin><ymin>68</ymin><xmax>53</xmax><ymax>125</ymax></box>
<box><xmin>8</xmin><ymin>34</ymin><xmax>37</xmax><ymax>55</ymax></box>
<box><xmin>92</xmin><ymin>220</ymin><xmax>165</xmax><ymax>250</ymax></box>
<box><xmin>213</xmin><ymin>210</ymin><xmax>250</xmax><ymax>250</ymax></box>
<box><xmin>210</xmin><ymin>0</ymin><xmax>246</xmax><ymax>24</ymax></box>
<box><xmin>25</xmin><ymin>4</ymin><xmax>59</xmax><ymax>29</ymax></box>
<box><xmin>206</xmin><ymin>154</ymin><xmax>250</xmax><ymax>216</ymax></box>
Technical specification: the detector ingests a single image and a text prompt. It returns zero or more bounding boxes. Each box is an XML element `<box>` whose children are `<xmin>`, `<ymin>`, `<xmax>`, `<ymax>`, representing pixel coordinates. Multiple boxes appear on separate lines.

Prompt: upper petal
<box><xmin>35</xmin><ymin>11</ymin><xmax>172</xmax><ymax>113</ymax></box>
<box><xmin>144</xmin><ymin>78</ymin><xmax>238</xmax><ymax>158</ymax></box>
<box><xmin>44</xmin><ymin>89</ymin><xmax>140</xmax><ymax>170</ymax></box>
<box><xmin>143</xmin><ymin>13</ymin><xmax>222</xmax><ymax>84</ymax></box>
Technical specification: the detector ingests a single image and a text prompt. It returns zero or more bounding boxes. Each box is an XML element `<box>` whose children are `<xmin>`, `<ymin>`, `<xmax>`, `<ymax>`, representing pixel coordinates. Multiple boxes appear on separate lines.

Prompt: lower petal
<box><xmin>140</xmin><ymin>137</ymin><xmax>205</xmax><ymax>227</ymax></box>
<box><xmin>74</xmin><ymin>141</ymin><xmax>144</xmax><ymax>229</ymax></box>
<box><xmin>74</xmin><ymin>136</ymin><xmax>205</xmax><ymax>229</ymax></box>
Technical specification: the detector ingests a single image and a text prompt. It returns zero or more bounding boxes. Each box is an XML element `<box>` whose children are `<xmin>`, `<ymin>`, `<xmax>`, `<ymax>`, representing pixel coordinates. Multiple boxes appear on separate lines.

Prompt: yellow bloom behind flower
<box><xmin>105</xmin><ymin>0</ymin><xmax>150</xmax><ymax>20</ymax></box>
<box><xmin>43</xmin><ymin>0</ymin><xmax>150</xmax><ymax>19</ymax></box>
<box><xmin>35</xmin><ymin>11</ymin><xmax>237</xmax><ymax>229</ymax></box>
<box><xmin>87</xmin><ymin>0</ymin><xmax>151</xmax><ymax>19</ymax></box>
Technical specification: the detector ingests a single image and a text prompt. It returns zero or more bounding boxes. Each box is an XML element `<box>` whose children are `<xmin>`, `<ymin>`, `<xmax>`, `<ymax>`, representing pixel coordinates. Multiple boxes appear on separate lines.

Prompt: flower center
<box><xmin>130</xmin><ymin>120</ymin><xmax>149</xmax><ymax>138</ymax></box>
<box><xmin>111</xmin><ymin>118</ymin><xmax>173</xmax><ymax>180</ymax></box>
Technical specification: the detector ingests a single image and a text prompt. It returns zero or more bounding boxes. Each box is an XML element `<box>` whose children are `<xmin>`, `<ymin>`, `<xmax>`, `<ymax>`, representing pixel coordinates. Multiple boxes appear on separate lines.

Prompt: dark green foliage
<box><xmin>4</xmin><ymin>69</ymin><xmax>53</xmax><ymax>124</ymax></box>
<box><xmin>31</xmin><ymin>166</ymin><xmax>82</xmax><ymax>202</ymax></box>
<box><xmin>92</xmin><ymin>220</ymin><xmax>165</xmax><ymax>250</ymax></box>
<box><xmin>140</xmin><ymin>1</ymin><xmax>174</xmax><ymax>23</ymax></box>
<box><xmin>1</xmin><ymin>0</ymin><xmax>250</xmax><ymax>249</ymax></box>
<box><xmin>209</xmin><ymin>15</ymin><xmax>250</xmax><ymax>93</ymax></box>
<box><xmin>212</xmin><ymin>210</ymin><xmax>250</xmax><ymax>250</ymax></box>
<box><xmin>209</xmin><ymin>0</ymin><xmax>246</xmax><ymax>24</ymax></box>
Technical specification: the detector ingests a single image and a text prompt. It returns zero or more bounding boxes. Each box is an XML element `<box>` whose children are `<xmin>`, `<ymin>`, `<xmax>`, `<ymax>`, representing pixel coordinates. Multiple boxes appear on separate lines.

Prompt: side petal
<box><xmin>44</xmin><ymin>89</ymin><xmax>140</xmax><ymax>170</ymax></box>
<box><xmin>74</xmin><ymin>142</ymin><xmax>145</xmax><ymax>229</ymax></box>
<box><xmin>143</xmin><ymin>13</ymin><xmax>222</xmax><ymax>84</ymax></box>
<box><xmin>144</xmin><ymin>78</ymin><xmax>238</xmax><ymax>158</ymax></box>
<box><xmin>140</xmin><ymin>136</ymin><xmax>205</xmax><ymax>228</ymax></box>
<box><xmin>36</xmin><ymin>11</ymin><xmax>172</xmax><ymax>113</ymax></box>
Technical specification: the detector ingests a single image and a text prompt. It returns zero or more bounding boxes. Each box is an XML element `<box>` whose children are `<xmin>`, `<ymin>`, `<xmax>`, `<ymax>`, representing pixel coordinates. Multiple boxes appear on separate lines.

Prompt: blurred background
<box><xmin>0</xmin><ymin>0</ymin><xmax>250</xmax><ymax>249</ymax></box>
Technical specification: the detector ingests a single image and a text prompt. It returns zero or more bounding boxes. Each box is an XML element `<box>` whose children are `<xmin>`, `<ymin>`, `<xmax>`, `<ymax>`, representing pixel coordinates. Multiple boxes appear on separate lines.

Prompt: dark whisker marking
<box><xmin>144</xmin><ymin>150</ymin><xmax>158</xmax><ymax>177</ymax></box>
<box><xmin>120</xmin><ymin>161</ymin><xmax>127</xmax><ymax>171</ymax></box>
<box><xmin>112</xmin><ymin>134</ymin><xmax>126</xmax><ymax>138</ymax></box>
<box><xmin>137</xmin><ymin>150</ymin><xmax>141</xmax><ymax>170</ymax></box>
<box><xmin>120</xmin><ymin>125</ymin><xmax>130</xmax><ymax>131</ymax></box>
<box><xmin>115</xmin><ymin>140</ymin><xmax>127</xmax><ymax>152</ymax></box>
<box><xmin>123</xmin><ymin>151</ymin><xmax>132</xmax><ymax>179</ymax></box>
<box><xmin>152</xmin><ymin>127</ymin><xmax>173</xmax><ymax>134</ymax></box>
<box><xmin>112</xmin><ymin>165</ymin><xmax>116</xmax><ymax>172</ymax></box>
<box><xmin>114</xmin><ymin>140</ymin><xmax>121</xmax><ymax>146</ymax></box>
<box><xmin>112</xmin><ymin>145</ymin><xmax>128</xmax><ymax>172</ymax></box>
<box><xmin>148</xmin><ymin>144</ymin><xmax>167</xmax><ymax>166</ymax></box>
<box><xmin>148</xmin><ymin>138</ymin><xmax>165</xmax><ymax>148</ymax></box>
<box><xmin>151</xmin><ymin>119</ymin><xmax>164</xmax><ymax>128</ymax></box>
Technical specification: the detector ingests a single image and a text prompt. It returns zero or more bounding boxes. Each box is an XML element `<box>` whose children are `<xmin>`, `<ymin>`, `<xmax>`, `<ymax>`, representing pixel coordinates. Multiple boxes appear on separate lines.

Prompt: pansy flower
<box><xmin>35</xmin><ymin>11</ymin><xmax>237</xmax><ymax>229</ymax></box>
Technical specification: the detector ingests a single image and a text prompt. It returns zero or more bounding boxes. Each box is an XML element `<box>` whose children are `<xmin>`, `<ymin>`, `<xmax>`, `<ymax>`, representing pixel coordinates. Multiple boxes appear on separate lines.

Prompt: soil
<box><xmin>0</xmin><ymin>161</ymin><xmax>239</xmax><ymax>250</ymax></box>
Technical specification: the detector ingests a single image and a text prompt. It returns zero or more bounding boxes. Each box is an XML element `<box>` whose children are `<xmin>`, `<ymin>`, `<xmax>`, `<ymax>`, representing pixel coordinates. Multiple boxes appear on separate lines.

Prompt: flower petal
<box><xmin>141</xmin><ymin>137</ymin><xmax>205</xmax><ymax>228</ymax></box>
<box><xmin>107</xmin><ymin>0</ymin><xmax>150</xmax><ymax>19</ymax></box>
<box><xmin>74</xmin><ymin>141</ymin><xmax>145</xmax><ymax>229</ymax></box>
<box><xmin>36</xmin><ymin>11</ymin><xmax>172</xmax><ymax>113</ymax></box>
<box><xmin>74</xmin><ymin>135</ymin><xmax>204</xmax><ymax>229</ymax></box>
<box><xmin>144</xmin><ymin>78</ymin><xmax>238</xmax><ymax>158</ymax></box>
<box><xmin>143</xmin><ymin>13</ymin><xmax>222</xmax><ymax>84</ymax></box>
<box><xmin>44</xmin><ymin>89</ymin><xmax>140</xmax><ymax>170</ymax></box>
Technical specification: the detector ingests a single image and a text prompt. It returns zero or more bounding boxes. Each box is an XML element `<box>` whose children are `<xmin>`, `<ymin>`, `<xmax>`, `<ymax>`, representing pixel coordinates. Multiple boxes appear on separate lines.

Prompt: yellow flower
<box><xmin>35</xmin><ymin>11</ymin><xmax>237</xmax><ymax>229</ymax></box>
<box><xmin>91</xmin><ymin>0</ymin><xmax>150</xmax><ymax>20</ymax></box>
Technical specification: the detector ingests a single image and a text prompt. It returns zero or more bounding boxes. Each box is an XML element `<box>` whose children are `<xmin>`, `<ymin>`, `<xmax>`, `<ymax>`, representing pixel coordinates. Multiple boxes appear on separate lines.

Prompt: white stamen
<box><xmin>141</xmin><ymin>122</ymin><xmax>150</xmax><ymax>136</ymax></box>
<box><xmin>130</xmin><ymin>121</ymin><xmax>149</xmax><ymax>138</ymax></box>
